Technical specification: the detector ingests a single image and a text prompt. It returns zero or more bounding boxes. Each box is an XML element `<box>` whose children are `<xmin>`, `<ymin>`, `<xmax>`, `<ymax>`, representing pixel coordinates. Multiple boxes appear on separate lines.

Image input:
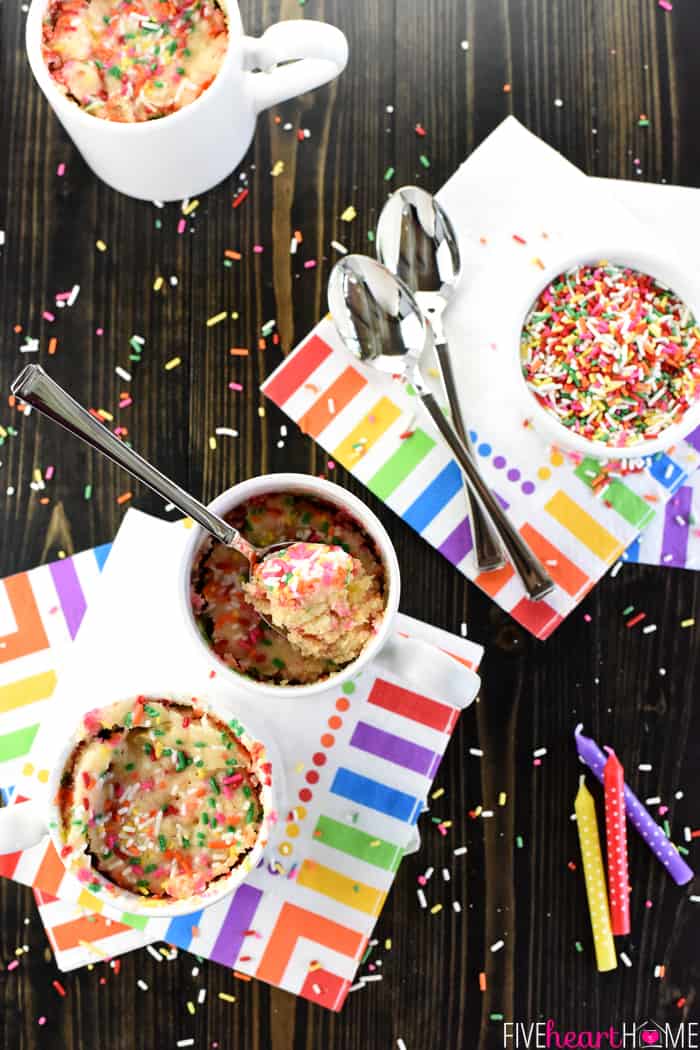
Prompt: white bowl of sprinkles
<box><xmin>515</xmin><ymin>245</ymin><xmax>700</xmax><ymax>460</ymax></box>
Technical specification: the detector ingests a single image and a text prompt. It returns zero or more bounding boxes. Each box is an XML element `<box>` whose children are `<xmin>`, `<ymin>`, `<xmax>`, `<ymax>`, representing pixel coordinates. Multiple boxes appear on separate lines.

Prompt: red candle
<box><xmin>604</xmin><ymin>747</ymin><xmax>630</xmax><ymax>936</ymax></box>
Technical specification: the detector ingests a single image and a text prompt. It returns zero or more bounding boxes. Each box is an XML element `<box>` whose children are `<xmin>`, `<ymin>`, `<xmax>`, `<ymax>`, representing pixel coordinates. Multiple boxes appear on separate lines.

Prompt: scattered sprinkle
<box><xmin>206</xmin><ymin>312</ymin><xmax>227</xmax><ymax>327</ymax></box>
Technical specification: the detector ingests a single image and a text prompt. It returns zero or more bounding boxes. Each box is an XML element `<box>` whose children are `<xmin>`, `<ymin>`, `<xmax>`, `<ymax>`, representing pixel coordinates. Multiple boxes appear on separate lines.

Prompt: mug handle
<box><xmin>242</xmin><ymin>21</ymin><xmax>348</xmax><ymax>114</ymax></box>
<box><xmin>0</xmin><ymin>800</ymin><xmax>48</xmax><ymax>853</ymax></box>
<box><xmin>375</xmin><ymin>634</ymin><xmax>481</xmax><ymax>712</ymax></box>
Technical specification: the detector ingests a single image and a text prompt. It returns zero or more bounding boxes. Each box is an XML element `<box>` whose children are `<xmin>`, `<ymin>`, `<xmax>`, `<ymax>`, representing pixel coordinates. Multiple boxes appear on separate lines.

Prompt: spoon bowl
<box><xmin>327</xmin><ymin>254</ymin><xmax>427</xmax><ymax>375</ymax></box>
<box><xmin>376</xmin><ymin>185</ymin><xmax>460</xmax><ymax>296</ymax></box>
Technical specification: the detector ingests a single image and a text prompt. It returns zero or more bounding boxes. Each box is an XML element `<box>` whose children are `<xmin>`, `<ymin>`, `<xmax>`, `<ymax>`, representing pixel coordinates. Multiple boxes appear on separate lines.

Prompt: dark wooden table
<box><xmin>2</xmin><ymin>1</ymin><xmax>700</xmax><ymax>1047</ymax></box>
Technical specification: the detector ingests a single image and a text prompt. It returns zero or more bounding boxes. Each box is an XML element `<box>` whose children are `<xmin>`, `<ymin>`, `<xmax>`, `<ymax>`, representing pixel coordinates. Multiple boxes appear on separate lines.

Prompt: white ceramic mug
<box><xmin>25</xmin><ymin>1</ymin><xmax>348</xmax><ymax>200</ymax></box>
<box><xmin>0</xmin><ymin>691</ymin><xmax>280</xmax><ymax>917</ymax></box>
<box><xmin>180</xmin><ymin>473</ymin><xmax>402</xmax><ymax>699</ymax></box>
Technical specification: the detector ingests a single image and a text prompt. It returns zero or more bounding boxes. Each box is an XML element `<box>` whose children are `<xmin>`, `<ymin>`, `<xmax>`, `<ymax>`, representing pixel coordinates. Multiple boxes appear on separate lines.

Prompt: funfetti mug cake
<box><xmin>25</xmin><ymin>0</ymin><xmax>348</xmax><ymax>199</ymax></box>
<box><xmin>181</xmin><ymin>473</ymin><xmax>401</xmax><ymax>698</ymax></box>
<box><xmin>60</xmin><ymin>696</ymin><xmax>266</xmax><ymax>900</ymax></box>
<box><xmin>42</xmin><ymin>0</ymin><xmax>230</xmax><ymax>123</ymax></box>
<box><xmin>0</xmin><ymin>692</ymin><xmax>276</xmax><ymax>917</ymax></box>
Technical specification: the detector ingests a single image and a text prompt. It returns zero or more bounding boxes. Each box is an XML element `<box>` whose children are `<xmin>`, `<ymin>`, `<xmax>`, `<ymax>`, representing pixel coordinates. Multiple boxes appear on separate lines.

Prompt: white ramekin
<box><xmin>0</xmin><ymin>692</ymin><xmax>276</xmax><ymax>918</ymax></box>
<box><xmin>178</xmin><ymin>473</ymin><xmax>401</xmax><ymax>699</ymax></box>
<box><xmin>514</xmin><ymin>245</ymin><xmax>700</xmax><ymax>460</ymax></box>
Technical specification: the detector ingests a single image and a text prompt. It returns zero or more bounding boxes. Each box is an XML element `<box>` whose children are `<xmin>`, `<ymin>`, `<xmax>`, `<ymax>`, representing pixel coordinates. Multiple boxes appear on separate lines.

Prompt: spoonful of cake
<box><xmin>10</xmin><ymin>364</ymin><xmax>358</xmax><ymax>647</ymax></box>
<box><xmin>243</xmin><ymin>540</ymin><xmax>383</xmax><ymax>664</ymax></box>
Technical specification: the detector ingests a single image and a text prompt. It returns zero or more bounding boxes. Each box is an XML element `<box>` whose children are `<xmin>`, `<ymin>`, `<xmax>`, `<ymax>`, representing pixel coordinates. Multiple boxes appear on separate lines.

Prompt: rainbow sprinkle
<box><xmin>521</xmin><ymin>263</ymin><xmax>700</xmax><ymax>446</ymax></box>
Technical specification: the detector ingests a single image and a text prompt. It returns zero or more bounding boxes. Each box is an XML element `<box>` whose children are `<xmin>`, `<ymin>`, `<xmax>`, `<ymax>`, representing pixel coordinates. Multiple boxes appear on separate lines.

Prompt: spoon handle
<box><xmin>419</xmin><ymin>388</ymin><xmax>554</xmax><ymax>601</ymax></box>
<box><xmin>11</xmin><ymin>365</ymin><xmax>238</xmax><ymax>548</ymax></box>
<box><xmin>434</xmin><ymin>343</ymin><xmax>505</xmax><ymax>572</ymax></box>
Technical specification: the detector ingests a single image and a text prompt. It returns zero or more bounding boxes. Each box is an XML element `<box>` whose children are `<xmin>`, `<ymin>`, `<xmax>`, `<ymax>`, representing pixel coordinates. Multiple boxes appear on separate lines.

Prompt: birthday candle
<box><xmin>575</xmin><ymin>776</ymin><xmax>617</xmax><ymax>972</ymax></box>
<box><xmin>574</xmin><ymin>725</ymin><xmax>693</xmax><ymax>886</ymax></box>
<box><xmin>603</xmin><ymin>748</ymin><xmax>630</xmax><ymax>936</ymax></box>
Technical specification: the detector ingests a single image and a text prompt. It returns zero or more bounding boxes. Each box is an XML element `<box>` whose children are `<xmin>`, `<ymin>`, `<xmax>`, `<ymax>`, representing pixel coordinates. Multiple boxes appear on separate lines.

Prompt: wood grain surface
<box><xmin>2</xmin><ymin>1</ymin><xmax>700</xmax><ymax>1047</ymax></box>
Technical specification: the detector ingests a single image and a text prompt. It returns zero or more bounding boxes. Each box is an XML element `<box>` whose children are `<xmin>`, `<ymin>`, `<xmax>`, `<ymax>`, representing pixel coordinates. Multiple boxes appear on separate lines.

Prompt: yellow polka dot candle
<box><xmin>575</xmin><ymin>775</ymin><xmax>617</xmax><ymax>972</ymax></box>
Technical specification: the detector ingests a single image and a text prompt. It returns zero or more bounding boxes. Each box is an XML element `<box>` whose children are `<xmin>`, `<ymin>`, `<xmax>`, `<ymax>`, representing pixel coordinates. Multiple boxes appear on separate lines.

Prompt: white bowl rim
<box><xmin>178</xmin><ymin>472</ymin><xmax>401</xmax><ymax>699</ymax></box>
<box><xmin>513</xmin><ymin>245</ymin><xmax>700</xmax><ymax>460</ymax></box>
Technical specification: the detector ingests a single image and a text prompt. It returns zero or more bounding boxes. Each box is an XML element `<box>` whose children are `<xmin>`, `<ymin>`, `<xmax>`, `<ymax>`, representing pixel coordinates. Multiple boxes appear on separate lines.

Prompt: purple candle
<box><xmin>574</xmin><ymin>725</ymin><xmax>693</xmax><ymax>887</ymax></box>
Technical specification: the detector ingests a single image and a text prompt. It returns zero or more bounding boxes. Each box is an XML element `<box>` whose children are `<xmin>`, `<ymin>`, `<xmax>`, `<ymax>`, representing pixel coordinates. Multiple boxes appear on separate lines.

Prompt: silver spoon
<box><xmin>10</xmin><ymin>364</ymin><xmax>294</xmax><ymax>637</ymax></box>
<box><xmin>376</xmin><ymin>185</ymin><xmax>504</xmax><ymax>572</ymax></box>
<box><xmin>328</xmin><ymin>256</ymin><xmax>554</xmax><ymax>601</ymax></box>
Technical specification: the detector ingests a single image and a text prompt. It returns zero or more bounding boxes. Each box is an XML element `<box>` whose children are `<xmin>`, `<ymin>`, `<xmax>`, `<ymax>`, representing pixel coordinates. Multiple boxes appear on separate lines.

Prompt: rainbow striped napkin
<box><xmin>0</xmin><ymin>510</ymin><xmax>482</xmax><ymax>1008</ymax></box>
<box><xmin>623</xmin><ymin>474</ymin><xmax>700</xmax><ymax>570</ymax></box>
<box><xmin>262</xmin><ymin>119</ymin><xmax>700</xmax><ymax>637</ymax></box>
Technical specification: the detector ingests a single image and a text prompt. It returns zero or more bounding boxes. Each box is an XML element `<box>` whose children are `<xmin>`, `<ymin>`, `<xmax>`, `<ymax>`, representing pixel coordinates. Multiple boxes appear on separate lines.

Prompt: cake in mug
<box><xmin>42</xmin><ymin>0</ymin><xmax>228</xmax><ymax>122</ymax></box>
<box><xmin>243</xmin><ymin>541</ymin><xmax>383</xmax><ymax>665</ymax></box>
<box><xmin>57</xmin><ymin>697</ymin><xmax>267</xmax><ymax>900</ymax></box>
<box><xmin>191</xmin><ymin>492</ymin><xmax>387</xmax><ymax>686</ymax></box>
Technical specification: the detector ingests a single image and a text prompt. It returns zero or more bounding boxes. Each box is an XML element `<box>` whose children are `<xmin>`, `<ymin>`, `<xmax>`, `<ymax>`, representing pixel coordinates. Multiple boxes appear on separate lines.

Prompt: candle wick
<box><xmin>603</xmin><ymin>745</ymin><xmax>614</xmax><ymax>756</ymax></box>
<box><xmin>574</xmin><ymin>723</ymin><xmax>584</xmax><ymax>736</ymax></box>
<box><xmin>579</xmin><ymin>773</ymin><xmax>586</xmax><ymax>788</ymax></box>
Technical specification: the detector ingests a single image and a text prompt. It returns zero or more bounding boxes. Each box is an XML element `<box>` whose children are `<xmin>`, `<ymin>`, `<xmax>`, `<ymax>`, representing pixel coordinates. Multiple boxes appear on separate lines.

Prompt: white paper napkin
<box><xmin>263</xmin><ymin>117</ymin><xmax>700</xmax><ymax>637</ymax></box>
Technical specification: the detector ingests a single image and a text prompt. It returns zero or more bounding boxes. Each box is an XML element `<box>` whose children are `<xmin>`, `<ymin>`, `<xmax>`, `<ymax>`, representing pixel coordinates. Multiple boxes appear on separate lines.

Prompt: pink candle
<box><xmin>603</xmin><ymin>748</ymin><xmax>630</xmax><ymax>936</ymax></box>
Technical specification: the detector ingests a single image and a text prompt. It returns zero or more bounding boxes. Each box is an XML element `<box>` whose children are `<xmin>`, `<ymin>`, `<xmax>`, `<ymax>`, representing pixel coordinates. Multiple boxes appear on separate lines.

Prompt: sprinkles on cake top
<box><xmin>57</xmin><ymin>697</ymin><xmax>267</xmax><ymax>901</ymax></box>
<box><xmin>520</xmin><ymin>263</ymin><xmax>700</xmax><ymax>446</ymax></box>
<box><xmin>253</xmin><ymin>541</ymin><xmax>355</xmax><ymax>599</ymax></box>
<box><xmin>42</xmin><ymin>0</ymin><xmax>228</xmax><ymax>122</ymax></box>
